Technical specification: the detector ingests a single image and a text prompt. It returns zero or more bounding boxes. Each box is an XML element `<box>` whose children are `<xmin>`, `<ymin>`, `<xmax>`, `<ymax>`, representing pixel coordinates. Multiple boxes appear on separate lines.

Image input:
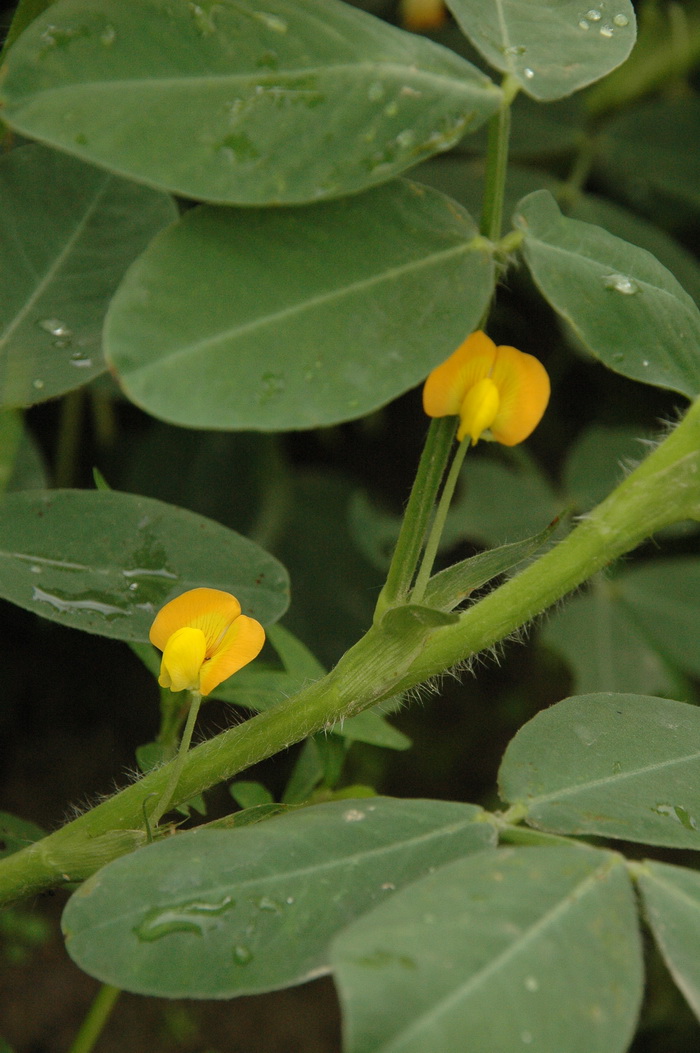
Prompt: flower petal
<box><xmin>457</xmin><ymin>377</ymin><xmax>500</xmax><ymax>444</ymax></box>
<box><xmin>159</xmin><ymin>626</ymin><xmax>207</xmax><ymax>692</ymax></box>
<box><xmin>199</xmin><ymin>615</ymin><xmax>266</xmax><ymax>697</ymax></box>
<box><xmin>149</xmin><ymin>588</ymin><xmax>242</xmax><ymax>651</ymax></box>
<box><xmin>489</xmin><ymin>345</ymin><xmax>550</xmax><ymax>446</ymax></box>
<box><xmin>423</xmin><ymin>331</ymin><xmax>497</xmax><ymax>419</ymax></box>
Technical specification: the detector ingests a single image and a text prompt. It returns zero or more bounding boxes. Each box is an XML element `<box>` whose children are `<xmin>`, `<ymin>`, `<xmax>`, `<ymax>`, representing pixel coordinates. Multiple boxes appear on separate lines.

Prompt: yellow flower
<box><xmin>399</xmin><ymin>0</ymin><xmax>447</xmax><ymax>31</ymax></box>
<box><xmin>149</xmin><ymin>588</ymin><xmax>265</xmax><ymax>697</ymax></box>
<box><xmin>422</xmin><ymin>331</ymin><xmax>550</xmax><ymax>446</ymax></box>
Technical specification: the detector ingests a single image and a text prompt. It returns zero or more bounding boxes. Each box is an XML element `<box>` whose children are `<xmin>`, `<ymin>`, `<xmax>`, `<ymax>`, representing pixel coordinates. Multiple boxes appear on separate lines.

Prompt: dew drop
<box><xmin>233</xmin><ymin>944</ymin><xmax>254</xmax><ymax>965</ymax></box>
<box><xmin>128</xmin><ymin>582</ymin><xmax>139</xmax><ymax>591</ymax></box>
<box><xmin>602</xmin><ymin>273</ymin><xmax>639</xmax><ymax>295</ymax></box>
<box><xmin>521</xmin><ymin>1032</ymin><xmax>533</xmax><ymax>1045</ymax></box>
<box><xmin>30</xmin><ymin>565</ymin><xmax>42</xmax><ymax>574</ymax></box>
<box><xmin>343</xmin><ymin>808</ymin><xmax>366</xmax><ymax>822</ymax></box>
<box><xmin>188</xmin><ymin>2</ymin><xmax>217</xmax><ymax>35</ymax></box>
<box><xmin>256</xmin><ymin>895</ymin><xmax>282</xmax><ymax>913</ymax></box>
<box><xmin>396</xmin><ymin>129</ymin><xmax>415</xmax><ymax>148</ymax></box>
<box><xmin>285</xmin><ymin>896</ymin><xmax>295</xmax><ymax>905</ymax></box>
<box><xmin>524</xmin><ymin>975</ymin><xmax>539</xmax><ymax>992</ymax></box>
<box><xmin>523</xmin><ymin>68</ymin><xmax>534</xmax><ymax>79</ymax></box>
<box><xmin>38</xmin><ymin>318</ymin><xmax>72</xmax><ymax>338</ymax></box>
<box><xmin>613</xmin><ymin>13</ymin><xmax>629</xmax><ymax>26</ymax></box>
<box><xmin>383</xmin><ymin>101</ymin><xmax>398</xmax><ymax>117</ymax></box>
<box><xmin>586</xmin><ymin>8</ymin><xmax>602</xmax><ymax>20</ymax></box>
<box><xmin>380</xmin><ymin>882</ymin><xmax>396</xmax><ymax>891</ymax></box>
<box><xmin>69</xmin><ymin>351</ymin><xmax>93</xmax><ymax>368</ymax></box>
<box><xmin>504</xmin><ymin>44</ymin><xmax>527</xmax><ymax>55</ymax></box>
<box><xmin>253</xmin><ymin>10</ymin><xmax>288</xmax><ymax>33</ymax></box>
<box><xmin>642</xmin><ymin>358</ymin><xmax>650</xmax><ymax>367</ymax></box>
<box><xmin>135</xmin><ymin>896</ymin><xmax>235</xmax><ymax>941</ymax></box>
<box><xmin>259</xmin><ymin>372</ymin><xmax>285</xmax><ymax>403</ymax></box>
<box><xmin>32</xmin><ymin>379</ymin><xmax>45</xmax><ymax>390</ymax></box>
<box><xmin>599</xmin><ymin>23</ymin><xmax>614</xmax><ymax>36</ymax></box>
<box><xmin>579</xmin><ymin>18</ymin><xmax>590</xmax><ymax>28</ymax></box>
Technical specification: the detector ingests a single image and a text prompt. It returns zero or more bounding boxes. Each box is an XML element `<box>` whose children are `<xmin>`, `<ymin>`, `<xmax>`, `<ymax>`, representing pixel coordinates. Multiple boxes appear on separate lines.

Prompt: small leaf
<box><xmin>106</xmin><ymin>181</ymin><xmax>495</xmax><ymax>430</ymax></box>
<box><xmin>332</xmin><ymin>844</ymin><xmax>642</xmax><ymax>1053</ymax></box>
<box><xmin>515</xmin><ymin>190</ymin><xmax>700</xmax><ymax>398</ymax></box>
<box><xmin>1</xmin><ymin>0</ymin><xmax>501</xmax><ymax>204</ymax></box>
<box><xmin>0</xmin><ymin>143</ymin><xmax>176</xmax><ymax>407</ymax></box>
<box><xmin>0</xmin><ymin>489</ymin><xmax>289</xmax><ymax>641</ymax></box>
<box><xmin>499</xmin><ymin>693</ymin><xmax>700</xmax><ymax>848</ymax></box>
<box><xmin>635</xmin><ymin>859</ymin><xmax>700</xmax><ymax>1022</ymax></box>
<box><xmin>0</xmin><ymin>812</ymin><xmax>45</xmax><ymax>859</ymax></box>
<box><xmin>424</xmin><ymin>516</ymin><xmax>560</xmax><ymax>610</ymax></box>
<box><xmin>616</xmin><ymin>558</ymin><xmax>700</xmax><ymax>679</ymax></box>
<box><xmin>447</xmin><ymin>0</ymin><xmax>635</xmax><ymax>100</ymax></box>
<box><xmin>229</xmin><ymin>781</ymin><xmax>274</xmax><ymax>810</ymax></box>
<box><xmin>62</xmin><ymin>797</ymin><xmax>495</xmax><ymax>997</ymax></box>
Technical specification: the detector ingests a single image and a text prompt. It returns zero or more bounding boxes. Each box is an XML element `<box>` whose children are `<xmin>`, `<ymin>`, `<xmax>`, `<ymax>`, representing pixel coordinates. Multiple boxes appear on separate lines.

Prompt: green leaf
<box><xmin>0</xmin><ymin>411</ymin><xmax>22</xmax><ymax>494</ymax></box>
<box><xmin>447</xmin><ymin>0</ymin><xmax>635</xmax><ymax>101</ymax></box>
<box><xmin>0</xmin><ymin>489</ymin><xmax>289</xmax><ymax>641</ymax></box>
<box><xmin>635</xmin><ymin>859</ymin><xmax>700</xmax><ymax>1022</ymax></box>
<box><xmin>332</xmin><ymin>844</ymin><xmax>642</xmax><ymax>1053</ymax></box>
<box><xmin>424</xmin><ymin>516</ymin><xmax>560</xmax><ymax>610</ymax></box>
<box><xmin>443</xmin><ymin>449</ymin><xmax>559</xmax><ymax>549</ymax></box>
<box><xmin>499</xmin><ymin>692</ymin><xmax>700</xmax><ymax>848</ymax></box>
<box><xmin>540</xmin><ymin>581</ymin><xmax>681</xmax><ymax>697</ymax></box>
<box><xmin>597</xmin><ymin>99</ymin><xmax>700</xmax><ymax>217</ymax></box>
<box><xmin>62</xmin><ymin>797</ymin><xmax>495</xmax><ymax>997</ymax></box>
<box><xmin>0</xmin><ymin>812</ymin><xmax>45</xmax><ymax>859</ymax></box>
<box><xmin>562</xmin><ymin>423</ymin><xmax>649</xmax><ymax>513</ymax></box>
<box><xmin>0</xmin><ymin>143</ymin><xmax>176</xmax><ymax>407</ymax></box>
<box><xmin>0</xmin><ymin>0</ymin><xmax>501</xmax><ymax>205</ymax></box>
<box><xmin>615</xmin><ymin>558</ymin><xmax>700</xmax><ymax>679</ymax></box>
<box><xmin>229</xmin><ymin>781</ymin><xmax>274</xmax><ymax>810</ymax></box>
<box><xmin>515</xmin><ymin>190</ymin><xmax>700</xmax><ymax>398</ymax></box>
<box><xmin>106</xmin><ymin>180</ymin><xmax>495</xmax><ymax>430</ymax></box>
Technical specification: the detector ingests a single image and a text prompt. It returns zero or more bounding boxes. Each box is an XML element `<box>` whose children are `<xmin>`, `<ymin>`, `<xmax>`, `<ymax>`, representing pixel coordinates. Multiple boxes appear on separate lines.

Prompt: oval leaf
<box><xmin>499</xmin><ymin>693</ymin><xmax>700</xmax><ymax>848</ymax></box>
<box><xmin>447</xmin><ymin>0</ymin><xmax>635</xmax><ymax>101</ymax></box>
<box><xmin>0</xmin><ymin>143</ymin><xmax>176</xmax><ymax>407</ymax></box>
<box><xmin>636</xmin><ymin>859</ymin><xmax>700</xmax><ymax>1022</ymax></box>
<box><xmin>0</xmin><ymin>0</ymin><xmax>501</xmax><ymax>205</ymax></box>
<box><xmin>61</xmin><ymin>797</ymin><xmax>495</xmax><ymax>997</ymax></box>
<box><xmin>332</xmin><ymin>844</ymin><xmax>642</xmax><ymax>1053</ymax></box>
<box><xmin>0</xmin><ymin>489</ymin><xmax>288</xmax><ymax>640</ymax></box>
<box><xmin>515</xmin><ymin>190</ymin><xmax>700</xmax><ymax>398</ymax></box>
<box><xmin>106</xmin><ymin>180</ymin><xmax>495</xmax><ymax>430</ymax></box>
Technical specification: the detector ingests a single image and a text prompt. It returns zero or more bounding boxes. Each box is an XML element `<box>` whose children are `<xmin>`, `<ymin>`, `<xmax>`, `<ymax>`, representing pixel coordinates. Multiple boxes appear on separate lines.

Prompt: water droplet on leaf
<box><xmin>135</xmin><ymin>896</ymin><xmax>235</xmax><ymax>941</ymax></box>
<box><xmin>586</xmin><ymin>8</ymin><xmax>602</xmax><ymax>20</ymax></box>
<box><xmin>579</xmin><ymin>18</ymin><xmax>590</xmax><ymax>29</ymax></box>
<box><xmin>69</xmin><ymin>351</ymin><xmax>92</xmax><ymax>368</ymax></box>
<box><xmin>233</xmin><ymin>943</ymin><xmax>254</xmax><ymax>965</ymax></box>
<box><xmin>523</xmin><ymin>68</ymin><xmax>534</xmax><ymax>79</ymax></box>
<box><xmin>32</xmin><ymin>379</ymin><xmax>45</xmax><ymax>390</ymax></box>
<box><xmin>613</xmin><ymin>13</ymin><xmax>629</xmax><ymax>26</ymax></box>
<box><xmin>599</xmin><ymin>23</ymin><xmax>614</xmax><ymax>36</ymax></box>
<box><xmin>343</xmin><ymin>808</ymin><xmax>366</xmax><ymax>822</ymax></box>
<box><xmin>38</xmin><ymin>318</ymin><xmax>72</xmax><ymax>338</ymax></box>
<box><xmin>602</xmin><ymin>273</ymin><xmax>639</xmax><ymax>294</ymax></box>
<box><xmin>253</xmin><ymin>10</ymin><xmax>288</xmax><ymax>33</ymax></box>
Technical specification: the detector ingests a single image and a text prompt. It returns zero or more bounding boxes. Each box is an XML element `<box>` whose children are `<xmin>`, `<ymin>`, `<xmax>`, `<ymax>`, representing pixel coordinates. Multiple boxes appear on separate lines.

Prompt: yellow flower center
<box><xmin>159</xmin><ymin>626</ymin><xmax>207</xmax><ymax>692</ymax></box>
<box><xmin>457</xmin><ymin>376</ymin><xmax>500</xmax><ymax>444</ymax></box>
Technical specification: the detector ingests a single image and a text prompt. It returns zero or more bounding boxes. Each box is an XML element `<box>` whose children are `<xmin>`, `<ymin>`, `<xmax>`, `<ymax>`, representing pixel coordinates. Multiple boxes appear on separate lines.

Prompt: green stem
<box><xmin>54</xmin><ymin>389</ymin><xmax>85</xmax><ymax>489</ymax></box>
<box><xmin>374</xmin><ymin>416</ymin><xmax>456</xmax><ymax>620</ymax></box>
<box><xmin>411</xmin><ymin>437</ymin><xmax>469</xmax><ymax>602</ymax></box>
<box><xmin>480</xmin><ymin>76</ymin><xmax>517</xmax><ymax>241</ymax></box>
<box><xmin>68</xmin><ymin>984</ymin><xmax>121</xmax><ymax>1053</ymax></box>
<box><xmin>149</xmin><ymin>689</ymin><xmax>203</xmax><ymax>827</ymax></box>
<box><xmin>1</xmin><ymin>402</ymin><xmax>699</xmax><ymax>904</ymax></box>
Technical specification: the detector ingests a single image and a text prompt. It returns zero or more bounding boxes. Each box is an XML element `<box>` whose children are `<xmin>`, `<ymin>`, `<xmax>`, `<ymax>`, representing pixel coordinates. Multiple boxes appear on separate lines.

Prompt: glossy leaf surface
<box><xmin>447</xmin><ymin>0</ymin><xmax>635</xmax><ymax>100</ymax></box>
<box><xmin>333</xmin><ymin>844</ymin><xmax>642</xmax><ymax>1053</ymax></box>
<box><xmin>636</xmin><ymin>860</ymin><xmax>700</xmax><ymax>1021</ymax></box>
<box><xmin>0</xmin><ymin>144</ymin><xmax>176</xmax><ymax>407</ymax></box>
<box><xmin>499</xmin><ymin>693</ymin><xmax>700</xmax><ymax>848</ymax></box>
<box><xmin>1</xmin><ymin>0</ymin><xmax>501</xmax><ymax>204</ymax></box>
<box><xmin>0</xmin><ymin>489</ymin><xmax>288</xmax><ymax>640</ymax></box>
<box><xmin>515</xmin><ymin>190</ymin><xmax>700</xmax><ymax>397</ymax></box>
<box><xmin>62</xmin><ymin>797</ymin><xmax>495</xmax><ymax>997</ymax></box>
<box><xmin>106</xmin><ymin>180</ymin><xmax>495</xmax><ymax>430</ymax></box>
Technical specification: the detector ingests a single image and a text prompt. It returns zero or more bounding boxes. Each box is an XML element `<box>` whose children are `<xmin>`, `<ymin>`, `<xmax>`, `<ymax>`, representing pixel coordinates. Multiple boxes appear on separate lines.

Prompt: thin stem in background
<box><xmin>149</xmin><ymin>689</ymin><xmax>203</xmax><ymax>827</ymax></box>
<box><xmin>411</xmin><ymin>436</ymin><xmax>469</xmax><ymax>603</ymax></box>
<box><xmin>68</xmin><ymin>984</ymin><xmax>121</xmax><ymax>1053</ymax></box>
<box><xmin>373</xmin><ymin>416</ymin><xmax>456</xmax><ymax>620</ymax></box>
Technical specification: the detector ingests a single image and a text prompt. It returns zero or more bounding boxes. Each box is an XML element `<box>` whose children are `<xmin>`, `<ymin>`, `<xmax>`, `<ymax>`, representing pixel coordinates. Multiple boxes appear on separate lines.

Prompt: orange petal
<box><xmin>199</xmin><ymin>615</ymin><xmax>266</xmax><ymax>697</ymax></box>
<box><xmin>149</xmin><ymin>588</ymin><xmax>242</xmax><ymax>652</ymax></box>
<box><xmin>457</xmin><ymin>377</ymin><xmax>500</xmax><ymax>445</ymax></box>
<box><xmin>423</xmin><ymin>331</ymin><xmax>497</xmax><ymax>420</ymax></box>
<box><xmin>489</xmin><ymin>345</ymin><xmax>550</xmax><ymax>446</ymax></box>
<box><xmin>159</xmin><ymin>626</ymin><xmax>207</xmax><ymax>692</ymax></box>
